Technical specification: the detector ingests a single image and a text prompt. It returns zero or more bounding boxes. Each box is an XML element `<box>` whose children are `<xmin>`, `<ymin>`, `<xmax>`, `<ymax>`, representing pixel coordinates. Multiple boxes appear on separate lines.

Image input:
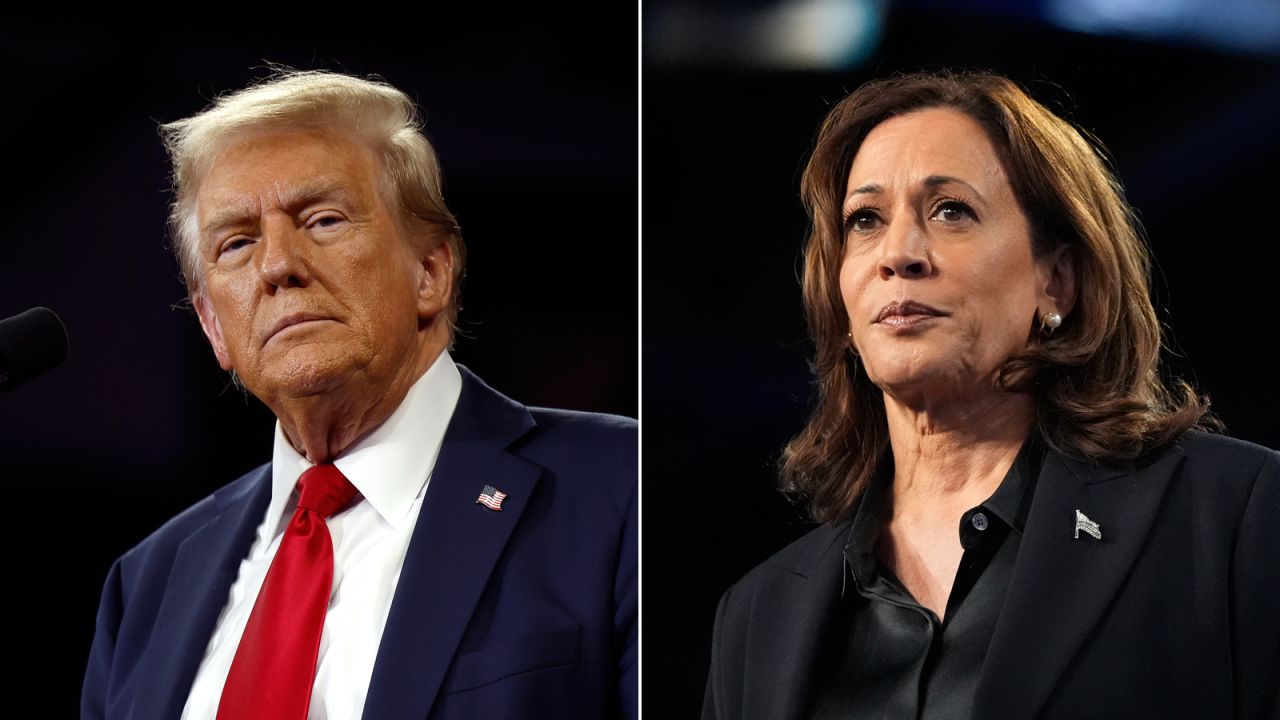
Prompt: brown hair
<box><xmin>781</xmin><ymin>70</ymin><xmax>1216</xmax><ymax>524</ymax></box>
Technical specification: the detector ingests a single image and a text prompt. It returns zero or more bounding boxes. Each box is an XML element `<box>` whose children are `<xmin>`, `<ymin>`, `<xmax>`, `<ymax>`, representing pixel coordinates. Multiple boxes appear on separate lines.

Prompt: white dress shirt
<box><xmin>181</xmin><ymin>352</ymin><xmax>462</xmax><ymax>720</ymax></box>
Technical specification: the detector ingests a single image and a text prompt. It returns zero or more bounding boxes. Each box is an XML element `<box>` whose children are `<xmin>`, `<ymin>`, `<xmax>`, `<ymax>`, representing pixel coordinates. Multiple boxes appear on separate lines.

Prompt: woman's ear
<box><xmin>1039</xmin><ymin>244</ymin><xmax>1078</xmax><ymax>319</ymax></box>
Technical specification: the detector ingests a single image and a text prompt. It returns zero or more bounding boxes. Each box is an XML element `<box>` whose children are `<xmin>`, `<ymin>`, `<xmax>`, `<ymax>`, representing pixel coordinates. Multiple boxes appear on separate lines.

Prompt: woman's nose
<box><xmin>877</xmin><ymin>220</ymin><xmax>933</xmax><ymax>280</ymax></box>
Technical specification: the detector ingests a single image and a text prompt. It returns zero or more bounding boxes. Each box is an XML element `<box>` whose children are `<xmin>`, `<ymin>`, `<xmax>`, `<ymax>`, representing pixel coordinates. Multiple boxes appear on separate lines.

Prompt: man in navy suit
<box><xmin>81</xmin><ymin>70</ymin><xmax>636</xmax><ymax>720</ymax></box>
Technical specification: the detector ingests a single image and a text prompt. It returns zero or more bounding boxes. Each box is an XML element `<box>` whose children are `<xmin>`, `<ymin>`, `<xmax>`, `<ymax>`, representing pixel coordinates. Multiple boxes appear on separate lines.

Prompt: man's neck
<box><xmin>274</xmin><ymin>341</ymin><xmax>446</xmax><ymax>463</ymax></box>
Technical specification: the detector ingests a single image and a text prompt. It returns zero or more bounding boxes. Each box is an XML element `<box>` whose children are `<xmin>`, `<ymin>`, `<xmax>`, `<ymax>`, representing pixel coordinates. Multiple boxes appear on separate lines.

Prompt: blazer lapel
<box><xmin>362</xmin><ymin>367</ymin><xmax>541</xmax><ymax>720</ymax></box>
<box><xmin>744</xmin><ymin>523</ymin><xmax>848</xmax><ymax>720</ymax></box>
<box><xmin>131</xmin><ymin>466</ymin><xmax>272</xmax><ymax>719</ymax></box>
<box><xmin>974</xmin><ymin>444</ymin><xmax>1185</xmax><ymax>718</ymax></box>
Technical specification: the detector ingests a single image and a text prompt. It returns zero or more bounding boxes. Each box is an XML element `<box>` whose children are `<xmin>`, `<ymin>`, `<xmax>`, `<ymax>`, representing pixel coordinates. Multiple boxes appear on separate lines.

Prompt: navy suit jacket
<box><xmin>82</xmin><ymin>367</ymin><xmax>637</xmax><ymax>720</ymax></box>
<box><xmin>702</xmin><ymin>431</ymin><xmax>1280</xmax><ymax>720</ymax></box>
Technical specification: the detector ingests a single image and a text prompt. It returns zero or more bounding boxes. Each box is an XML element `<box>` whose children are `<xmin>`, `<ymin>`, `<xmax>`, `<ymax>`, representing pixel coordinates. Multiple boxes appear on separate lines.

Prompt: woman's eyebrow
<box><xmin>922</xmin><ymin>174</ymin><xmax>985</xmax><ymax>201</ymax></box>
<box><xmin>846</xmin><ymin>176</ymin><xmax>985</xmax><ymax>202</ymax></box>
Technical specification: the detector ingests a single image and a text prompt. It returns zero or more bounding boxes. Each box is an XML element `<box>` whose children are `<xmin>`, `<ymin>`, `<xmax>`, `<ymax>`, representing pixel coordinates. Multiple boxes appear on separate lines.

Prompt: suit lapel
<box><xmin>975</xmin><ymin>444</ymin><xmax>1185</xmax><ymax>718</ymax></box>
<box><xmin>131</xmin><ymin>466</ymin><xmax>272</xmax><ymax>720</ymax></box>
<box><xmin>362</xmin><ymin>367</ymin><xmax>541</xmax><ymax>720</ymax></box>
<box><xmin>744</xmin><ymin>523</ymin><xmax>848</xmax><ymax>720</ymax></box>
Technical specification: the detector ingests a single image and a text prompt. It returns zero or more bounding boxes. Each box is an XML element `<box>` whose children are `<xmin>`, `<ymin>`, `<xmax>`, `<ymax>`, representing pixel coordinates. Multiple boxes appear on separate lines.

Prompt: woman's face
<box><xmin>839</xmin><ymin>107</ymin><xmax>1067</xmax><ymax>405</ymax></box>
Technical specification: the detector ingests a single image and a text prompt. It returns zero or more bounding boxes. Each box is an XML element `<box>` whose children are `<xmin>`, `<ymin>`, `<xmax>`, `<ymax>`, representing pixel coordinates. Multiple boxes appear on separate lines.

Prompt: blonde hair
<box><xmin>159</xmin><ymin>68</ymin><xmax>465</xmax><ymax>323</ymax></box>
<box><xmin>782</xmin><ymin>70</ymin><xmax>1216</xmax><ymax>523</ymax></box>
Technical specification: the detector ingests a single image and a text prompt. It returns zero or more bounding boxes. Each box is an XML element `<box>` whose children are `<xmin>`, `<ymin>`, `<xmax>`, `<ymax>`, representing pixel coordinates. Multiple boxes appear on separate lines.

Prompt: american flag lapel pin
<box><xmin>476</xmin><ymin>485</ymin><xmax>508</xmax><ymax>512</ymax></box>
<box><xmin>1073</xmin><ymin>509</ymin><xmax>1102</xmax><ymax>540</ymax></box>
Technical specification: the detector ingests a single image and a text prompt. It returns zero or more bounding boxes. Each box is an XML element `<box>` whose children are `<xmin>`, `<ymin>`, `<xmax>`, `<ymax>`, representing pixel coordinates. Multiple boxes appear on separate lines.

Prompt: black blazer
<box><xmin>702</xmin><ymin>432</ymin><xmax>1280</xmax><ymax>720</ymax></box>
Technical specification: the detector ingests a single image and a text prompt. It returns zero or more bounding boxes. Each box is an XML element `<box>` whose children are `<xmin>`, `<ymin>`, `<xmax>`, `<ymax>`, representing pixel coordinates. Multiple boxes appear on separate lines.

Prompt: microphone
<box><xmin>0</xmin><ymin>307</ymin><xmax>69</xmax><ymax>391</ymax></box>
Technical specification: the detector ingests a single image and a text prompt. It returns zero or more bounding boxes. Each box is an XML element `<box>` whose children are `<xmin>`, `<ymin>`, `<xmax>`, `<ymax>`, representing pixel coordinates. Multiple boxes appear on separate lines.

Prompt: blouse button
<box><xmin>971</xmin><ymin>512</ymin><xmax>989</xmax><ymax>531</ymax></box>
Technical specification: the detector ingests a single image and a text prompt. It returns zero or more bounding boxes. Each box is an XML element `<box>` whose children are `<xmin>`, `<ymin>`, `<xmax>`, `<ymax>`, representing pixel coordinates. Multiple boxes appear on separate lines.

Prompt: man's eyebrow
<box><xmin>199</xmin><ymin>180</ymin><xmax>357</xmax><ymax>241</ymax></box>
<box><xmin>200</xmin><ymin>204</ymin><xmax>255</xmax><ymax>245</ymax></box>
<box><xmin>277</xmin><ymin>179</ymin><xmax>359</xmax><ymax>213</ymax></box>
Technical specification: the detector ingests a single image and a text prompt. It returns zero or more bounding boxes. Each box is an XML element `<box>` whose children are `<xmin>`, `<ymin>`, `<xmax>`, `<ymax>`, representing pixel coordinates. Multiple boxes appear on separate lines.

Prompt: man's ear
<box><xmin>415</xmin><ymin>237</ymin><xmax>455</xmax><ymax>322</ymax></box>
<box><xmin>1039</xmin><ymin>244</ymin><xmax>1078</xmax><ymax>320</ymax></box>
<box><xmin>193</xmin><ymin>291</ymin><xmax>233</xmax><ymax>370</ymax></box>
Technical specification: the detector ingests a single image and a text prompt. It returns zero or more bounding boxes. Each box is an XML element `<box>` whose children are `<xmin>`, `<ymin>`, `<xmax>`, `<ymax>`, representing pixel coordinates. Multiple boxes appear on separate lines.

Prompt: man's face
<box><xmin>192</xmin><ymin>127</ymin><xmax>444</xmax><ymax>405</ymax></box>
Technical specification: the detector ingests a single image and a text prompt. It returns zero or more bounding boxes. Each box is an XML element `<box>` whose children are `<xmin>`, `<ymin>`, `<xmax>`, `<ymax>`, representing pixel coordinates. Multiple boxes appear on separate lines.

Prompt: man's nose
<box><xmin>257</xmin><ymin>215</ymin><xmax>311</xmax><ymax>290</ymax></box>
<box><xmin>877</xmin><ymin>217</ymin><xmax>933</xmax><ymax>281</ymax></box>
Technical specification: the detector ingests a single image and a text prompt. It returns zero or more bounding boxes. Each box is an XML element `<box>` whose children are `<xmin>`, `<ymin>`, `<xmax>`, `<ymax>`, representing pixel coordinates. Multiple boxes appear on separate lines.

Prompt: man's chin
<box><xmin>249</xmin><ymin>356</ymin><xmax>363</xmax><ymax>402</ymax></box>
<box><xmin>279</xmin><ymin>373</ymin><xmax>350</xmax><ymax>399</ymax></box>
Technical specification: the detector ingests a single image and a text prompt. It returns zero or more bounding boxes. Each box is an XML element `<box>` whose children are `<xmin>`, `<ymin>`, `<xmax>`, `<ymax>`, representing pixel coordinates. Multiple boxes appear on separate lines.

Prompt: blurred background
<box><xmin>0</xmin><ymin>11</ymin><xmax>635</xmax><ymax>716</ymax></box>
<box><xmin>644</xmin><ymin>0</ymin><xmax>1280</xmax><ymax>716</ymax></box>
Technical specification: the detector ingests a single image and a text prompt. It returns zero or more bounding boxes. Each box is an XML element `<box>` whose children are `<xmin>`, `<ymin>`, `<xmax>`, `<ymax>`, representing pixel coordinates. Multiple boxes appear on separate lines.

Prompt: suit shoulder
<box><xmin>1170</xmin><ymin>430</ymin><xmax>1280</xmax><ymax>481</ymax></box>
<box><xmin>521</xmin><ymin>407</ymin><xmax>637</xmax><ymax>466</ymax></box>
<box><xmin>512</xmin><ymin>407</ymin><xmax>636</xmax><ymax>504</ymax></box>
<box><xmin>1173</xmin><ymin>429</ymin><xmax>1278</xmax><ymax>458</ymax></box>
<box><xmin>528</xmin><ymin>407</ymin><xmax>636</xmax><ymax>442</ymax></box>
<box><xmin>117</xmin><ymin>465</ymin><xmax>267</xmax><ymax>568</ymax></box>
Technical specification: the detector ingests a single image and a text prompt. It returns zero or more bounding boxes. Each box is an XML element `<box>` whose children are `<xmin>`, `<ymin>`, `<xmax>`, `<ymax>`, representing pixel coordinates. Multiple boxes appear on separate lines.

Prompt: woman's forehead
<box><xmin>845</xmin><ymin>108</ymin><xmax>1009</xmax><ymax>198</ymax></box>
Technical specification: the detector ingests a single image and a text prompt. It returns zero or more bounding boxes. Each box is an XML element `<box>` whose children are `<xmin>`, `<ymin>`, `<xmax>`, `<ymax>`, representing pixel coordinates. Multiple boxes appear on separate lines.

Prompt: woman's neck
<box><xmin>881</xmin><ymin>389</ymin><xmax>1033</xmax><ymax>523</ymax></box>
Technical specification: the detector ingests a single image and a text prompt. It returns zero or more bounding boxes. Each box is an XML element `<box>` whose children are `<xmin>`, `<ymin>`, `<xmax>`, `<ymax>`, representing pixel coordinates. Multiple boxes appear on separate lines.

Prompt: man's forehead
<box><xmin>195</xmin><ymin>129</ymin><xmax>381</xmax><ymax>228</ymax></box>
<box><xmin>200</xmin><ymin>128</ymin><xmax>377</xmax><ymax>194</ymax></box>
<box><xmin>203</xmin><ymin>176</ymin><xmax>361</xmax><ymax>210</ymax></box>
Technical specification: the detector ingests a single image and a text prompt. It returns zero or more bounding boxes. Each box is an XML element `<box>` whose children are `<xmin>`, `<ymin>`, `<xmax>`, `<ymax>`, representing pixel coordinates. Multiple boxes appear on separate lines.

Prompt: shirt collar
<box><xmin>978</xmin><ymin>433</ymin><xmax>1044</xmax><ymax>536</ymax></box>
<box><xmin>843</xmin><ymin>467</ymin><xmax>887</xmax><ymax>591</ymax></box>
<box><xmin>263</xmin><ymin>351</ymin><xmax>463</xmax><ymax>544</ymax></box>
<box><xmin>843</xmin><ymin>434</ymin><xmax>1046</xmax><ymax>578</ymax></box>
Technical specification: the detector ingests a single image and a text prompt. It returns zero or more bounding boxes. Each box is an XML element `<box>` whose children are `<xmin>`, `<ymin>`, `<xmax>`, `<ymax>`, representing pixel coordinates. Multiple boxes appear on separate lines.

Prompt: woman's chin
<box><xmin>865</xmin><ymin>360</ymin><xmax>952</xmax><ymax>393</ymax></box>
<box><xmin>868</xmin><ymin>365</ymin><xmax>998</xmax><ymax>406</ymax></box>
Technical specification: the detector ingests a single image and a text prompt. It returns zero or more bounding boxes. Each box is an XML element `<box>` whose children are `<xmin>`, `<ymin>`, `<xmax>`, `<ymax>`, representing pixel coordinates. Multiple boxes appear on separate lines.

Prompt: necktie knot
<box><xmin>296</xmin><ymin>463</ymin><xmax>358</xmax><ymax>518</ymax></box>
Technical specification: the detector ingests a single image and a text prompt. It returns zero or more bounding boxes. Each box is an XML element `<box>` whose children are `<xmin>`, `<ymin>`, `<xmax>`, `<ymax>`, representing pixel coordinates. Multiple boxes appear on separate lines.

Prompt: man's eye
<box><xmin>220</xmin><ymin>237</ymin><xmax>253</xmax><ymax>254</ymax></box>
<box><xmin>309</xmin><ymin>214</ymin><xmax>345</xmax><ymax>229</ymax></box>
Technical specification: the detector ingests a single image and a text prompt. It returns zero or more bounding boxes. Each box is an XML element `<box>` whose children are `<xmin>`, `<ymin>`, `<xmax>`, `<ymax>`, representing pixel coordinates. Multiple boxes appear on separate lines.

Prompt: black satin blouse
<box><xmin>809</xmin><ymin>437</ymin><xmax>1045</xmax><ymax>720</ymax></box>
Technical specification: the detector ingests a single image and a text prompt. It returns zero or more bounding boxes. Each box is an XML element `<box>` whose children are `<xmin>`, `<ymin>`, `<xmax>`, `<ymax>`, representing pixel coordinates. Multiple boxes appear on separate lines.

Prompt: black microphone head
<box><xmin>0</xmin><ymin>307</ymin><xmax>69</xmax><ymax>391</ymax></box>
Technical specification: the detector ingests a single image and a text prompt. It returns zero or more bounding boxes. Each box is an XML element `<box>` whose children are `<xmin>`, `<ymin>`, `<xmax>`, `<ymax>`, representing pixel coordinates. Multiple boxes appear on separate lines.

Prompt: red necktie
<box><xmin>216</xmin><ymin>464</ymin><xmax>358</xmax><ymax>720</ymax></box>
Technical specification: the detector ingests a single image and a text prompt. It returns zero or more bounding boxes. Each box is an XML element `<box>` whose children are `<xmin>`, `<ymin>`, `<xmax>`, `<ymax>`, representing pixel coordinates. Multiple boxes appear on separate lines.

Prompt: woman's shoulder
<box><xmin>1172</xmin><ymin>429</ymin><xmax>1278</xmax><ymax>460</ymax></box>
<box><xmin>1165</xmin><ymin>430</ymin><xmax>1280</xmax><ymax>483</ymax></box>
<box><xmin>1066</xmin><ymin>430</ymin><xmax>1280</xmax><ymax>534</ymax></box>
<box><xmin>718</xmin><ymin>521</ymin><xmax>850</xmax><ymax>606</ymax></box>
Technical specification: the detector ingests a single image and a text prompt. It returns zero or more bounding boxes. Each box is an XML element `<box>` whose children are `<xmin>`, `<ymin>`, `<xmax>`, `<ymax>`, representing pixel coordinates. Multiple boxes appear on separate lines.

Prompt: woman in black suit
<box><xmin>701</xmin><ymin>71</ymin><xmax>1279</xmax><ymax>720</ymax></box>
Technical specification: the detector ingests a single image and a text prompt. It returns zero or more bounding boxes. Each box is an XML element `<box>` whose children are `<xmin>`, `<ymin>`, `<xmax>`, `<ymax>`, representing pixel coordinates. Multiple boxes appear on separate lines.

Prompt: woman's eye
<box><xmin>845</xmin><ymin>210</ymin><xmax>879</xmax><ymax>233</ymax></box>
<box><xmin>932</xmin><ymin>201</ymin><xmax>974</xmax><ymax>223</ymax></box>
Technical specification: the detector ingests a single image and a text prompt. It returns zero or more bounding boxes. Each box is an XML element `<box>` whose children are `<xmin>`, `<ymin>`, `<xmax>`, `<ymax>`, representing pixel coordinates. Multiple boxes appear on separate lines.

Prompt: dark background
<box><xmin>644</xmin><ymin>0</ymin><xmax>1280</xmax><ymax>716</ymax></box>
<box><xmin>0</xmin><ymin>13</ymin><xmax>635</xmax><ymax>717</ymax></box>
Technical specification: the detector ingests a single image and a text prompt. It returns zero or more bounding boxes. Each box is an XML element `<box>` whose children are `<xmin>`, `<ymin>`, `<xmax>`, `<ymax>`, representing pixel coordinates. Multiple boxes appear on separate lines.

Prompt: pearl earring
<box><xmin>1041</xmin><ymin>312</ymin><xmax>1063</xmax><ymax>335</ymax></box>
